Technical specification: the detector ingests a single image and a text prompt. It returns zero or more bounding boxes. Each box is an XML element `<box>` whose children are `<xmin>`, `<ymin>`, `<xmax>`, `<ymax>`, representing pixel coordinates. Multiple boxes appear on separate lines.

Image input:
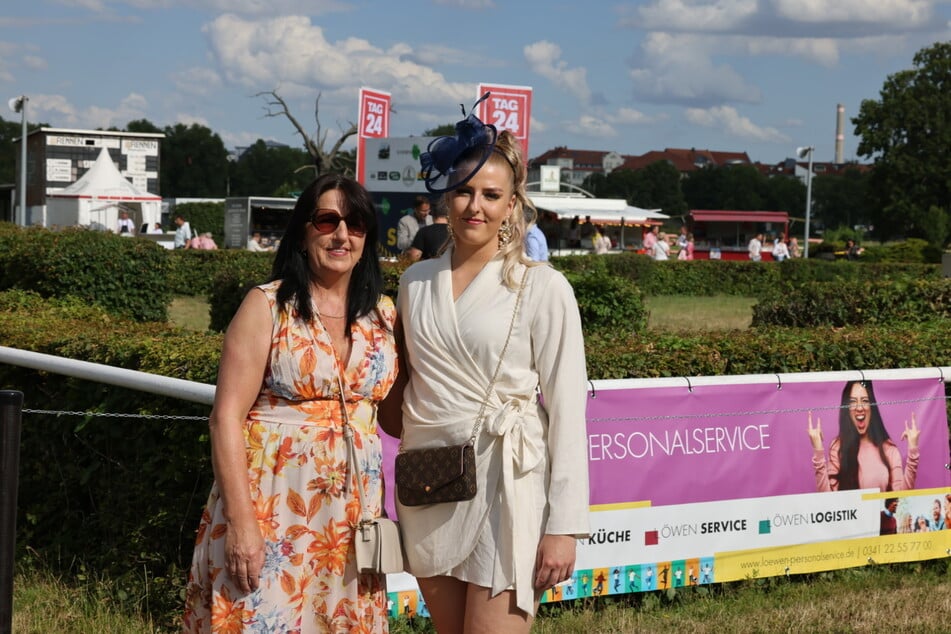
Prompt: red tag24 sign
<box><xmin>477</xmin><ymin>83</ymin><xmax>533</xmax><ymax>159</ymax></box>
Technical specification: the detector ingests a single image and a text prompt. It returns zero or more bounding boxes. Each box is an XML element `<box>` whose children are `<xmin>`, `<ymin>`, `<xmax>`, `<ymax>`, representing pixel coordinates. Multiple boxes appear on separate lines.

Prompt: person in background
<box><xmin>789</xmin><ymin>236</ymin><xmax>802</xmax><ymax>258</ymax></box>
<box><xmin>676</xmin><ymin>225</ymin><xmax>688</xmax><ymax>250</ymax></box>
<box><xmin>397</xmin><ymin>195</ymin><xmax>433</xmax><ymax>252</ymax></box>
<box><xmin>174</xmin><ymin>214</ymin><xmax>192</xmax><ymax>249</ymax></box>
<box><xmin>408</xmin><ymin>203</ymin><xmax>451</xmax><ymax>261</ymax></box>
<box><xmin>247</xmin><ymin>232</ymin><xmax>273</xmax><ymax>252</ymax></box>
<box><xmin>748</xmin><ymin>232</ymin><xmax>763</xmax><ymax>262</ymax></box>
<box><xmin>386</xmin><ymin>98</ymin><xmax>589</xmax><ymax>633</ymax></box>
<box><xmin>809</xmin><ymin>380</ymin><xmax>920</xmax><ymax>492</ymax></box>
<box><xmin>197</xmin><ymin>232</ymin><xmax>218</xmax><ymax>250</ymax></box>
<box><xmin>182</xmin><ymin>173</ymin><xmax>399</xmax><ymax>633</ymax></box>
<box><xmin>592</xmin><ymin>225</ymin><xmax>611</xmax><ymax>255</ymax></box>
<box><xmin>652</xmin><ymin>231</ymin><xmax>670</xmax><ymax>260</ymax></box>
<box><xmin>147</xmin><ymin>222</ymin><xmax>164</xmax><ymax>234</ymax></box>
<box><xmin>117</xmin><ymin>210</ymin><xmax>136</xmax><ymax>236</ymax></box>
<box><xmin>642</xmin><ymin>225</ymin><xmax>658</xmax><ymax>256</ymax></box>
<box><xmin>846</xmin><ymin>239</ymin><xmax>864</xmax><ymax>260</ymax></box>
<box><xmin>772</xmin><ymin>237</ymin><xmax>790</xmax><ymax>262</ymax></box>
<box><xmin>524</xmin><ymin>221</ymin><xmax>550</xmax><ymax>262</ymax></box>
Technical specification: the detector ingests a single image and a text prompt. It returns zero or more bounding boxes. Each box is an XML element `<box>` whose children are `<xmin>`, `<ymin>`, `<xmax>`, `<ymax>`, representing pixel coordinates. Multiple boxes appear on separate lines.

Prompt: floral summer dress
<box><xmin>183</xmin><ymin>282</ymin><xmax>398</xmax><ymax>634</ymax></box>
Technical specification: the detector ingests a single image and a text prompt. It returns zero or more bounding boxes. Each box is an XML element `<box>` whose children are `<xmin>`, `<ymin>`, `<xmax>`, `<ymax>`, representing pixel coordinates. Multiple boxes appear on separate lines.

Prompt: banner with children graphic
<box><xmin>381</xmin><ymin>370</ymin><xmax>951</xmax><ymax>614</ymax></box>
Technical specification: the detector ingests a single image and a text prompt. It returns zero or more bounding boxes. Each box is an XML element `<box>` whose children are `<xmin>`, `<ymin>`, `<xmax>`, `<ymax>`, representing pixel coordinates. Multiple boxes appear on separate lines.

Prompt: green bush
<box><xmin>0</xmin><ymin>223</ymin><xmax>171</xmax><ymax>322</ymax></box>
<box><xmin>752</xmin><ymin>279</ymin><xmax>951</xmax><ymax>327</ymax></box>
<box><xmin>563</xmin><ymin>269</ymin><xmax>648</xmax><ymax>334</ymax></box>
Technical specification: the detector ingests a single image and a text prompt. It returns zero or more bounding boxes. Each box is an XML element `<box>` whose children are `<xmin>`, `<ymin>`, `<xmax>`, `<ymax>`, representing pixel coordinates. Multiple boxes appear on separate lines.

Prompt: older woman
<box><xmin>386</xmin><ymin>96</ymin><xmax>590</xmax><ymax>633</ymax></box>
<box><xmin>183</xmin><ymin>173</ymin><xmax>399</xmax><ymax>633</ymax></box>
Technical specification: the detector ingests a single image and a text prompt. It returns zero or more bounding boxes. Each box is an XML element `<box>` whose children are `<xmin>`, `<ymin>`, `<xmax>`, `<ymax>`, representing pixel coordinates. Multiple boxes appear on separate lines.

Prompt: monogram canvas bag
<box><xmin>395</xmin><ymin>270</ymin><xmax>528</xmax><ymax>507</ymax></box>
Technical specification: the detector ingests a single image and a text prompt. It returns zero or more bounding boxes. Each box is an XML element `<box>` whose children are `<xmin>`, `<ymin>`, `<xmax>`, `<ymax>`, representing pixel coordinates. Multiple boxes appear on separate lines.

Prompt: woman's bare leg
<box><xmin>464</xmin><ymin>585</ymin><xmax>532</xmax><ymax>634</ymax></box>
<box><xmin>417</xmin><ymin>576</ymin><xmax>467</xmax><ymax>634</ymax></box>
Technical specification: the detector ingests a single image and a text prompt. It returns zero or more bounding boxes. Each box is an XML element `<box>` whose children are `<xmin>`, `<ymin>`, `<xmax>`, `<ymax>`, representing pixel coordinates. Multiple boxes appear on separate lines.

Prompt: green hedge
<box><xmin>753</xmin><ymin>279</ymin><xmax>951</xmax><ymax>327</ymax></box>
<box><xmin>0</xmin><ymin>223</ymin><xmax>171</xmax><ymax>322</ymax></box>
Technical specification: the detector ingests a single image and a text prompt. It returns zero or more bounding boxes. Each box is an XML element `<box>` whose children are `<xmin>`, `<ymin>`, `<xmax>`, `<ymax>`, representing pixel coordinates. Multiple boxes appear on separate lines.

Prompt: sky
<box><xmin>2</xmin><ymin>0</ymin><xmax>950</xmax><ymax>167</ymax></box>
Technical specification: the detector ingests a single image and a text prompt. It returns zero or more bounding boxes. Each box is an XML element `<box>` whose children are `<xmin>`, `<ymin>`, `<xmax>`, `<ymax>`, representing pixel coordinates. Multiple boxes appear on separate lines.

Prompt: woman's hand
<box><xmin>901</xmin><ymin>412</ymin><xmax>920</xmax><ymax>451</ymax></box>
<box><xmin>807</xmin><ymin>411</ymin><xmax>824</xmax><ymax>451</ymax></box>
<box><xmin>533</xmin><ymin>534</ymin><xmax>576</xmax><ymax>590</ymax></box>
<box><xmin>225</xmin><ymin>517</ymin><xmax>266</xmax><ymax>594</ymax></box>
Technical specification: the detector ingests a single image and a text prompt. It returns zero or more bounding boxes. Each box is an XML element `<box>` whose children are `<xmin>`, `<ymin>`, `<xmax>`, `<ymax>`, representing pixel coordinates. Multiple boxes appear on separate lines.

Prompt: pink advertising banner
<box><xmin>476</xmin><ymin>83</ymin><xmax>532</xmax><ymax>160</ymax></box>
<box><xmin>356</xmin><ymin>88</ymin><xmax>391</xmax><ymax>185</ymax></box>
<box><xmin>586</xmin><ymin>377</ymin><xmax>949</xmax><ymax>507</ymax></box>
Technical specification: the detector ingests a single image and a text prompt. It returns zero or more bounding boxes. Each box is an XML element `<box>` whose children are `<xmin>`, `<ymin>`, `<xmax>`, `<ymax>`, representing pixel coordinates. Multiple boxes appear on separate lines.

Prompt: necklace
<box><xmin>318</xmin><ymin>311</ymin><xmax>346</xmax><ymax>319</ymax></box>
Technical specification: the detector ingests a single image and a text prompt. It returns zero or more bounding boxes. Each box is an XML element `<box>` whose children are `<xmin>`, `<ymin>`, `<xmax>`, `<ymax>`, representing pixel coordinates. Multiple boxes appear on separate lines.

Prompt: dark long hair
<box><xmin>832</xmin><ymin>380</ymin><xmax>892</xmax><ymax>490</ymax></box>
<box><xmin>269</xmin><ymin>173</ymin><xmax>383</xmax><ymax>327</ymax></box>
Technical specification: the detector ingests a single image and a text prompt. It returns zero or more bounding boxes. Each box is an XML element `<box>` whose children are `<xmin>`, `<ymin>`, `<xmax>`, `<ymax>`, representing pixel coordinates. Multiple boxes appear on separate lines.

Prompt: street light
<box><xmin>796</xmin><ymin>145</ymin><xmax>814</xmax><ymax>259</ymax></box>
<box><xmin>7</xmin><ymin>95</ymin><xmax>28</xmax><ymax>226</ymax></box>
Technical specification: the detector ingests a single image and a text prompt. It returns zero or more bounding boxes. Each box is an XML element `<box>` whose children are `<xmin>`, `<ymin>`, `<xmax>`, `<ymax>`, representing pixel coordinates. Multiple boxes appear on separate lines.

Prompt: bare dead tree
<box><xmin>256</xmin><ymin>90</ymin><xmax>358</xmax><ymax>177</ymax></box>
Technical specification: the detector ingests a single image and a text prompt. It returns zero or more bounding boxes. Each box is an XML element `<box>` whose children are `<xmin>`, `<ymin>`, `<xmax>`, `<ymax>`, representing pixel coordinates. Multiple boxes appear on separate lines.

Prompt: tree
<box><xmin>853</xmin><ymin>42</ymin><xmax>951</xmax><ymax>246</ymax></box>
<box><xmin>423</xmin><ymin>123</ymin><xmax>456</xmax><ymax>136</ymax></box>
<box><xmin>811</xmin><ymin>168</ymin><xmax>871</xmax><ymax>233</ymax></box>
<box><xmin>125</xmin><ymin>119</ymin><xmax>163</xmax><ymax>134</ymax></box>
<box><xmin>160</xmin><ymin>123</ymin><xmax>230</xmax><ymax>197</ymax></box>
<box><xmin>257</xmin><ymin>90</ymin><xmax>357</xmax><ymax>177</ymax></box>
<box><xmin>229</xmin><ymin>140</ymin><xmax>312</xmax><ymax>197</ymax></box>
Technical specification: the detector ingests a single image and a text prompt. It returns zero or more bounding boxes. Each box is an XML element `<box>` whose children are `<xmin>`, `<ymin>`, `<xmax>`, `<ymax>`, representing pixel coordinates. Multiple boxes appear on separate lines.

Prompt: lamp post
<box><xmin>796</xmin><ymin>145</ymin><xmax>814</xmax><ymax>259</ymax></box>
<box><xmin>7</xmin><ymin>96</ymin><xmax>27</xmax><ymax>226</ymax></box>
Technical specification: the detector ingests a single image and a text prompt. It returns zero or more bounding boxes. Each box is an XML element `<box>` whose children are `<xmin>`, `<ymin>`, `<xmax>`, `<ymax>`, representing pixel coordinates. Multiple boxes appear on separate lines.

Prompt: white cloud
<box><xmin>26</xmin><ymin>92</ymin><xmax>149</xmax><ymax>129</ymax></box>
<box><xmin>171</xmin><ymin>66</ymin><xmax>223</xmax><ymax>97</ymax></box>
<box><xmin>772</xmin><ymin>0</ymin><xmax>936</xmax><ymax>27</ymax></box>
<box><xmin>607</xmin><ymin>107</ymin><xmax>668</xmax><ymax>125</ymax></box>
<box><xmin>524</xmin><ymin>40</ymin><xmax>592</xmax><ymax>103</ymax></box>
<box><xmin>565</xmin><ymin>115</ymin><xmax>616</xmax><ymax>138</ymax></box>
<box><xmin>630</xmin><ymin>33</ymin><xmax>761</xmax><ymax>105</ymax></box>
<box><xmin>631</xmin><ymin>0</ymin><xmax>758</xmax><ymax>32</ymax></box>
<box><xmin>203</xmin><ymin>14</ymin><xmax>472</xmax><ymax>109</ymax></box>
<box><xmin>685</xmin><ymin>106</ymin><xmax>790</xmax><ymax>142</ymax></box>
<box><xmin>22</xmin><ymin>55</ymin><xmax>48</xmax><ymax>71</ymax></box>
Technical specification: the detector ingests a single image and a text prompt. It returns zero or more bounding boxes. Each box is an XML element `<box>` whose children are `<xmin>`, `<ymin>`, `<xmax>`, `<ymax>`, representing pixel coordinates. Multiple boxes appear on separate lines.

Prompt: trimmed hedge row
<box><xmin>0</xmin><ymin>223</ymin><xmax>171</xmax><ymax>322</ymax></box>
<box><xmin>753</xmin><ymin>279</ymin><xmax>951</xmax><ymax>327</ymax></box>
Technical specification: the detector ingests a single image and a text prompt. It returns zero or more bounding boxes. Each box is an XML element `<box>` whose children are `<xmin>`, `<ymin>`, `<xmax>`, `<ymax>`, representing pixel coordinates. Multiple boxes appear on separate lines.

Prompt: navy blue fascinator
<box><xmin>420</xmin><ymin>92</ymin><xmax>497</xmax><ymax>194</ymax></box>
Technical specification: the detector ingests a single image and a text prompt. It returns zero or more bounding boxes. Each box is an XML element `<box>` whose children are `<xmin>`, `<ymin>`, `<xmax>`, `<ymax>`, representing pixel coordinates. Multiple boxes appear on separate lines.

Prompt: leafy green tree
<box><xmin>853</xmin><ymin>41</ymin><xmax>951</xmax><ymax>246</ymax></box>
<box><xmin>423</xmin><ymin>123</ymin><xmax>456</xmax><ymax>136</ymax></box>
<box><xmin>762</xmin><ymin>174</ymin><xmax>805</xmax><ymax>216</ymax></box>
<box><xmin>160</xmin><ymin>123</ymin><xmax>230</xmax><ymax>197</ymax></box>
<box><xmin>811</xmin><ymin>168</ymin><xmax>871</xmax><ymax>233</ymax></box>
<box><xmin>631</xmin><ymin>161</ymin><xmax>688</xmax><ymax>217</ymax></box>
<box><xmin>229</xmin><ymin>140</ymin><xmax>313</xmax><ymax>197</ymax></box>
<box><xmin>125</xmin><ymin>119</ymin><xmax>163</xmax><ymax>134</ymax></box>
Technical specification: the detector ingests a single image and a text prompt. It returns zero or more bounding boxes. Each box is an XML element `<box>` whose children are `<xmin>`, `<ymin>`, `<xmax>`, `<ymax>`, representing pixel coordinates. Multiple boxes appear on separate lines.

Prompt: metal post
<box><xmin>0</xmin><ymin>390</ymin><xmax>23</xmax><ymax>634</ymax></box>
<box><xmin>804</xmin><ymin>149</ymin><xmax>813</xmax><ymax>259</ymax></box>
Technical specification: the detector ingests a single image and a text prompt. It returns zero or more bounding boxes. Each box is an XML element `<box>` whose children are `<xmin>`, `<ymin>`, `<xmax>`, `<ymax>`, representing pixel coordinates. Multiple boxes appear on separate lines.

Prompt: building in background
<box><xmin>13</xmin><ymin>127</ymin><xmax>164</xmax><ymax>226</ymax></box>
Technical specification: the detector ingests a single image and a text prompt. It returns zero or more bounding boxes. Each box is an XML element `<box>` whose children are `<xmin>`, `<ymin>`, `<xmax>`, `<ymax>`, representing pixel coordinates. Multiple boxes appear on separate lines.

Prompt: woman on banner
<box><xmin>381</xmin><ymin>94</ymin><xmax>590</xmax><ymax>633</ymax></box>
<box><xmin>808</xmin><ymin>380</ymin><xmax>920</xmax><ymax>492</ymax></box>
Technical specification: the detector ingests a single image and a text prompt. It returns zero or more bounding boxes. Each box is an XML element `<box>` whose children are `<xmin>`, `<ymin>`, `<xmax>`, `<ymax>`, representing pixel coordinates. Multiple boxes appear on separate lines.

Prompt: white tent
<box><xmin>528</xmin><ymin>193</ymin><xmax>668</xmax><ymax>226</ymax></box>
<box><xmin>46</xmin><ymin>148</ymin><xmax>162</xmax><ymax>234</ymax></box>
<box><xmin>528</xmin><ymin>193</ymin><xmax>669</xmax><ymax>249</ymax></box>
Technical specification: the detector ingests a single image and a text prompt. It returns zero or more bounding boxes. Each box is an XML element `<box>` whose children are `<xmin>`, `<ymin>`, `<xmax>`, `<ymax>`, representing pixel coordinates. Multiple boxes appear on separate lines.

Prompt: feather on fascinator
<box><xmin>419</xmin><ymin>92</ymin><xmax>497</xmax><ymax>194</ymax></box>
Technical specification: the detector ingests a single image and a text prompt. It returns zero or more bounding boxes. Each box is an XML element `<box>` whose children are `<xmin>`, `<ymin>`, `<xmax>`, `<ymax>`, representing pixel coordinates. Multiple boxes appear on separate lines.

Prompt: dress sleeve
<box><xmin>531</xmin><ymin>269</ymin><xmax>590</xmax><ymax>537</ymax></box>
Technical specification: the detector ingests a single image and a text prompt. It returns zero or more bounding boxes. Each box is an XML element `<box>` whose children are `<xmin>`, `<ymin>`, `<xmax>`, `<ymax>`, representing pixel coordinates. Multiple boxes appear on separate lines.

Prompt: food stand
<box><xmin>687</xmin><ymin>210</ymin><xmax>789</xmax><ymax>260</ymax></box>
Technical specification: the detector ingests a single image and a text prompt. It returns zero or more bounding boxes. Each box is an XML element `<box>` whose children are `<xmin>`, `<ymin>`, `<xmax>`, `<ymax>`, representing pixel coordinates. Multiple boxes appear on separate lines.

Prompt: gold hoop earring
<box><xmin>498</xmin><ymin>217</ymin><xmax>513</xmax><ymax>247</ymax></box>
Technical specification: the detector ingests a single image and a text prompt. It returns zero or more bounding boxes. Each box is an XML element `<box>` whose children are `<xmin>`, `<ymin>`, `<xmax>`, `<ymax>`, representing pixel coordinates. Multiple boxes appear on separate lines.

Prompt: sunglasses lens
<box><xmin>311</xmin><ymin>211</ymin><xmax>367</xmax><ymax>236</ymax></box>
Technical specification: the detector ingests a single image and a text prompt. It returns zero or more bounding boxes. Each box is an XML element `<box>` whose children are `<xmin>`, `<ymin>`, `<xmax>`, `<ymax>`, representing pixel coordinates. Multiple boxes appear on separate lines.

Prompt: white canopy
<box><xmin>46</xmin><ymin>147</ymin><xmax>161</xmax><ymax>234</ymax></box>
<box><xmin>528</xmin><ymin>193</ymin><xmax>668</xmax><ymax>226</ymax></box>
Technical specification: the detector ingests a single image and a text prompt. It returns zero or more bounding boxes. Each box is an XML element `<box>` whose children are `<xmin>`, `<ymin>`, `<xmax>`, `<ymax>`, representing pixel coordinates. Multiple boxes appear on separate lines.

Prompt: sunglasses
<box><xmin>309</xmin><ymin>209</ymin><xmax>367</xmax><ymax>237</ymax></box>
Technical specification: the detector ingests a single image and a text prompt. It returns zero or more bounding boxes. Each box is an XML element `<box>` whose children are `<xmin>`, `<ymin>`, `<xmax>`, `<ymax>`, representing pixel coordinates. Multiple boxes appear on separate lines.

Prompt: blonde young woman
<box><xmin>382</xmin><ymin>96</ymin><xmax>590</xmax><ymax>633</ymax></box>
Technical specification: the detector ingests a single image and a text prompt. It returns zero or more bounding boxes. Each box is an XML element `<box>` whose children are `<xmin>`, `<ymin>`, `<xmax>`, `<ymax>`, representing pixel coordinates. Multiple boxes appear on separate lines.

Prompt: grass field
<box><xmin>15</xmin><ymin>560</ymin><xmax>951</xmax><ymax>633</ymax></box>
<box><xmin>167</xmin><ymin>294</ymin><xmax>759</xmax><ymax>333</ymax></box>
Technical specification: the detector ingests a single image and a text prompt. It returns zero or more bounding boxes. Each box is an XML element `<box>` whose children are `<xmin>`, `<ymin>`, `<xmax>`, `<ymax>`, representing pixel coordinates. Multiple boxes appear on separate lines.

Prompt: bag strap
<box><xmin>467</xmin><ymin>268</ymin><xmax>529</xmax><ymax>444</ymax></box>
<box><xmin>339</xmin><ymin>373</ymin><xmax>374</xmax><ymax>524</ymax></box>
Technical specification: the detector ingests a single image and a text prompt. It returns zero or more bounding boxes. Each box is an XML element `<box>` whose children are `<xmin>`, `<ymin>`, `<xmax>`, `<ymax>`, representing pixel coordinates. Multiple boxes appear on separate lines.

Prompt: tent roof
<box><xmin>48</xmin><ymin>148</ymin><xmax>160</xmax><ymax>201</ymax></box>
<box><xmin>689</xmin><ymin>210</ymin><xmax>788</xmax><ymax>223</ymax></box>
<box><xmin>529</xmin><ymin>193</ymin><xmax>668</xmax><ymax>226</ymax></box>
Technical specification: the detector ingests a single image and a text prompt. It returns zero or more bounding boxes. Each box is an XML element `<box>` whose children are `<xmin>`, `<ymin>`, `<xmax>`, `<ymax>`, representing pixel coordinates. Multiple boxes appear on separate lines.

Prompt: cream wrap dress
<box><xmin>396</xmin><ymin>252</ymin><xmax>590</xmax><ymax>616</ymax></box>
